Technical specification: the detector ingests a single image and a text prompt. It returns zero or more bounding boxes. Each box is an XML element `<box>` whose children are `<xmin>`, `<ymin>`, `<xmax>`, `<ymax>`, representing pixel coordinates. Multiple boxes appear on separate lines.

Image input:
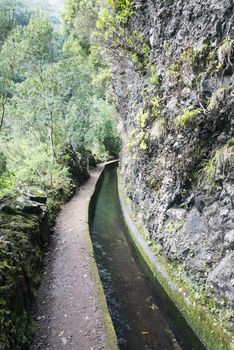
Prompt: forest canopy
<box><xmin>0</xmin><ymin>0</ymin><xmax>120</xmax><ymax>194</ymax></box>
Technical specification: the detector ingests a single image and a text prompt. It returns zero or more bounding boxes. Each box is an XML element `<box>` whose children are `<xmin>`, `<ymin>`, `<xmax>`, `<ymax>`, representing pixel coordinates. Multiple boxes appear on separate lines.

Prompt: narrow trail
<box><xmin>31</xmin><ymin>165</ymin><xmax>111</xmax><ymax>350</ymax></box>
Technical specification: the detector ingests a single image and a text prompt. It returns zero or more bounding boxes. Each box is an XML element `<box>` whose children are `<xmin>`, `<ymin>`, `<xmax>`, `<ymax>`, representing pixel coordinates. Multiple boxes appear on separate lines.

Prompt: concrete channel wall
<box><xmin>87</xmin><ymin>160</ymin><xmax>119</xmax><ymax>350</ymax></box>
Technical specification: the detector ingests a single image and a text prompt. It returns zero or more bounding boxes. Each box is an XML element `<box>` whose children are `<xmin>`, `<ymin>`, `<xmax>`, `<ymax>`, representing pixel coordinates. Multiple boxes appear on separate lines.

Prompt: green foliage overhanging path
<box><xmin>0</xmin><ymin>0</ymin><xmax>119</xmax><ymax>196</ymax></box>
<box><xmin>31</xmin><ymin>165</ymin><xmax>118</xmax><ymax>350</ymax></box>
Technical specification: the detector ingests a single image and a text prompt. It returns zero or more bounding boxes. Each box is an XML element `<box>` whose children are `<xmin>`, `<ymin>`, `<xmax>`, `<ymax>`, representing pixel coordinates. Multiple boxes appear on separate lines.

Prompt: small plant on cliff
<box><xmin>96</xmin><ymin>0</ymin><xmax>138</xmax><ymax>50</ymax></box>
<box><xmin>207</xmin><ymin>85</ymin><xmax>229</xmax><ymax>111</ymax></box>
<box><xmin>167</xmin><ymin>43</ymin><xmax>219</xmax><ymax>89</ymax></box>
<box><xmin>166</xmin><ymin>220</ymin><xmax>174</xmax><ymax>233</ymax></box>
<box><xmin>197</xmin><ymin>145</ymin><xmax>234</xmax><ymax>188</ymax></box>
<box><xmin>148</xmin><ymin>63</ymin><xmax>158</xmax><ymax>84</ymax></box>
<box><xmin>127</xmin><ymin>128</ymin><xmax>149</xmax><ymax>153</ymax></box>
<box><xmin>95</xmin><ymin>0</ymin><xmax>155</xmax><ymax>74</ymax></box>
<box><xmin>167</xmin><ymin>63</ymin><xmax>181</xmax><ymax>79</ymax></box>
<box><xmin>174</xmin><ymin>107</ymin><xmax>202</xmax><ymax>127</ymax></box>
<box><xmin>217</xmin><ymin>39</ymin><xmax>234</xmax><ymax>74</ymax></box>
<box><xmin>136</xmin><ymin>109</ymin><xmax>149</xmax><ymax>128</ymax></box>
<box><xmin>166</xmin><ymin>219</ymin><xmax>184</xmax><ymax>233</ymax></box>
<box><xmin>126</xmin><ymin>107</ymin><xmax>152</xmax><ymax>156</ymax></box>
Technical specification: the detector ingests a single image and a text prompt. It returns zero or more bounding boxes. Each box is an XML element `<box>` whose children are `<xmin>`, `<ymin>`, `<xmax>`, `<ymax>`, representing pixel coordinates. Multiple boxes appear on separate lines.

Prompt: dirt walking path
<box><xmin>31</xmin><ymin>164</ymin><xmax>118</xmax><ymax>350</ymax></box>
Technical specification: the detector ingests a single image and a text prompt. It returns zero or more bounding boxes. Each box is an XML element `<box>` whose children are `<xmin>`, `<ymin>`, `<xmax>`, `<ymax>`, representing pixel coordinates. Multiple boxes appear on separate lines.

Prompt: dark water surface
<box><xmin>91</xmin><ymin>167</ymin><xmax>206</xmax><ymax>350</ymax></box>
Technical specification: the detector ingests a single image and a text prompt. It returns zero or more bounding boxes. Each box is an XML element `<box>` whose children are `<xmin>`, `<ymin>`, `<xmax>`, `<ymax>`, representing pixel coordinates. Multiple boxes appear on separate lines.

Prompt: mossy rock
<box><xmin>0</xmin><ymin>210</ymin><xmax>47</xmax><ymax>349</ymax></box>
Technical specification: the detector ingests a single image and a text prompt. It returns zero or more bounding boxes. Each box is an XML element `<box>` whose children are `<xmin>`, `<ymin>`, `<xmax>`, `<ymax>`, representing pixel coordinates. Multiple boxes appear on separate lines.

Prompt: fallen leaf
<box><xmin>149</xmin><ymin>303</ymin><xmax>158</xmax><ymax>311</ymax></box>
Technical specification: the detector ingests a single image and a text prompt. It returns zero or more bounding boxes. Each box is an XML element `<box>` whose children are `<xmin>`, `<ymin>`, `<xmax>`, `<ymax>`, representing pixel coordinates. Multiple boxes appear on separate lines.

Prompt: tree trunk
<box><xmin>0</xmin><ymin>98</ymin><xmax>6</xmax><ymax>132</ymax></box>
<box><xmin>50</xmin><ymin>110</ymin><xmax>57</xmax><ymax>159</ymax></box>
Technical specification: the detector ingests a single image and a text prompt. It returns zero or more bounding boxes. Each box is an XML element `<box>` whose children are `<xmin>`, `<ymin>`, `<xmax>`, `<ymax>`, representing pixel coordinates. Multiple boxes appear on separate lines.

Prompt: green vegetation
<box><xmin>136</xmin><ymin>109</ymin><xmax>149</xmax><ymax>129</ymax></box>
<box><xmin>0</xmin><ymin>0</ymin><xmax>119</xmax><ymax>196</ymax></box>
<box><xmin>127</xmin><ymin>93</ymin><xmax>164</xmax><ymax>158</ymax></box>
<box><xmin>165</xmin><ymin>219</ymin><xmax>184</xmax><ymax>233</ymax></box>
<box><xmin>94</xmin><ymin>0</ymin><xmax>155</xmax><ymax>76</ymax></box>
<box><xmin>197</xmin><ymin>144</ymin><xmax>234</xmax><ymax>188</ymax></box>
<box><xmin>0</xmin><ymin>1</ymin><xmax>120</xmax><ymax>348</ymax></box>
<box><xmin>127</xmin><ymin>128</ymin><xmax>149</xmax><ymax>153</ymax></box>
<box><xmin>92</xmin><ymin>0</ymin><xmax>161</xmax><ymax>162</ymax></box>
<box><xmin>96</xmin><ymin>0</ymin><xmax>137</xmax><ymax>42</ymax></box>
<box><xmin>127</xmin><ymin>106</ymin><xmax>153</xmax><ymax>157</ymax></box>
<box><xmin>166</xmin><ymin>43</ymin><xmax>220</xmax><ymax>90</ymax></box>
<box><xmin>174</xmin><ymin>107</ymin><xmax>202</xmax><ymax>127</ymax></box>
<box><xmin>148</xmin><ymin>63</ymin><xmax>158</xmax><ymax>84</ymax></box>
<box><xmin>168</xmin><ymin>62</ymin><xmax>181</xmax><ymax>79</ymax></box>
<box><xmin>0</xmin><ymin>212</ymin><xmax>45</xmax><ymax>349</ymax></box>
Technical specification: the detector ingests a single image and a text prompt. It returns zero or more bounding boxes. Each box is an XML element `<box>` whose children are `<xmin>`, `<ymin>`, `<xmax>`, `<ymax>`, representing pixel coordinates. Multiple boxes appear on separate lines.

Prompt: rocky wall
<box><xmin>107</xmin><ymin>0</ymin><xmax>234</xmax><ymax>345</ymax></box>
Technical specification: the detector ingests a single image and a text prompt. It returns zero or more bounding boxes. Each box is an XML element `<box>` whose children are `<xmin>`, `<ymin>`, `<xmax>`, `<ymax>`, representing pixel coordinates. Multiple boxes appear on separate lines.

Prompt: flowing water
<box><xmin>91</xmin><ymin>167</ymin><xmax>206</xmax><ymax>350</ymax></box>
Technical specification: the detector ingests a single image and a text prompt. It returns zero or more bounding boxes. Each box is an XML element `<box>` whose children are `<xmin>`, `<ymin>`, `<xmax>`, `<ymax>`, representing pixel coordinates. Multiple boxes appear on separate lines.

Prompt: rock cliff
<box><xmin>99</xmin><ymin>0</ymin><xmax>234</xmax><ymax>347</ymax></box>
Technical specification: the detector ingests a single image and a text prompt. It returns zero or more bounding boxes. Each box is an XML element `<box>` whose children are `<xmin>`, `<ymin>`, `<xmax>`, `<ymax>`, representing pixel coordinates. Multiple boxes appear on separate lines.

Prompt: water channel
<box><xmin>91</xmin><ymin>166</ymin><xmax>206</xmax><ymax>350</ymax></box>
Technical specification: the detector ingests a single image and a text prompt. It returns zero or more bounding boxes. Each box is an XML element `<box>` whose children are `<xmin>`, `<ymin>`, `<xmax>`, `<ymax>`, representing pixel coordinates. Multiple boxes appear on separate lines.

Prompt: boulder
<box><xmin>184</xmin><ymin>207</ymin><xmax>208</xmax><ymax>236</ymax></box>
<box><xmin>0</xmin><ymin>193</ymin><xmax>47</xmax><ymax>215</ymax></box>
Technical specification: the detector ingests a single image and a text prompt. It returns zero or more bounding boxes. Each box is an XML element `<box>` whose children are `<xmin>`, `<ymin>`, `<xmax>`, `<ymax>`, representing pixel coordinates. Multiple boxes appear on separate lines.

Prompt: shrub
<box><xmin>174</xmin><ymin>107</ymin><xmax>202</xmax><ymax>127</ymax></box>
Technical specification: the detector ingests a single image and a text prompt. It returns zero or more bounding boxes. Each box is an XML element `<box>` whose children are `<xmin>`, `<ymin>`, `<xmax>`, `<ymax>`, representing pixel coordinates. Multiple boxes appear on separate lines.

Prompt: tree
<box><xmin>0</xmin><ymin>27</ymin><xmax>25</xmax><ymax>132</ymax></box>
<box><xmin>23</xmin><ymin>9</ymin><xmax>57</xmax><ymax>73</ymax></box>
<box><xmin>0</xmin><ymin>0</ymin><xmax>120</xmax><ymax>194</ymax></box>
<box><xmin>63</xmin><ymin>0</ymin><xmax>97</xmax><ymax>48</ymax></box>
<box><xmin>0</xmin><ymin>0</ymin><xmax>14</xmax><ymax>47</ymax></box>
<box><xmin>87</xmin><ymin>97</ymin><xmax>120</xmax><ymax>156</ymax></box>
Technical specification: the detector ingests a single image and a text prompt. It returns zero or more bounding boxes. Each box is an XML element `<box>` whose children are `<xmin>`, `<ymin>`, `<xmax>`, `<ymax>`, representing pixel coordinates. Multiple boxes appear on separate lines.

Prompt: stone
<box><xmin>15</xmin><ymin>196</ymin><xmax>45</xmax><ymax>214</ymax></box>
<box><xmin>224</xmin><ymin>230</ymin><xmax>234</xmax><ymax>250</ymax></box>
<box><xmin>217</xmin><ymin>133</ymin><xmax>227</xmax><ymax>144</ymax></box>
<box><xmin>133</xmin><ymin>188</ymin><xmax>142</xmax><ymax>205</ymax></box>
<box><xmin>207</xmin><ymin>252</ymin><xmax>234</xmax><ymax>305</ymax></box>
<box><xmin>220</xmin><ymin>208</ymin><xmax>229</xmax><ymax>218</ymax></box>
<box><xmin>183</xmin><ymin>193</ymin><xmax>195</xmax><ymax>207</ymax></box>
<box><xmin>166</xmin><ymin>208</ymin><xmax>186</xmax><ymax>221</ymax></box>
<box><xmin>200</xmin><ymin>77</ymin><xmax>213</xmax><ymax>97</ymax></box>
<box><xmin>0</xmin><ymin>191</ymin><xmax>47</xmax><ymax>215</ymax></box>
<box><xmin>184</xmin><ymin>207</ymin><xmax>208</xmax><ymax>236</ymax></box>
<box><xmin>24</xmin><ymin>189</ymin><xmax>47</xmax><ymax>204</ymax></box>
